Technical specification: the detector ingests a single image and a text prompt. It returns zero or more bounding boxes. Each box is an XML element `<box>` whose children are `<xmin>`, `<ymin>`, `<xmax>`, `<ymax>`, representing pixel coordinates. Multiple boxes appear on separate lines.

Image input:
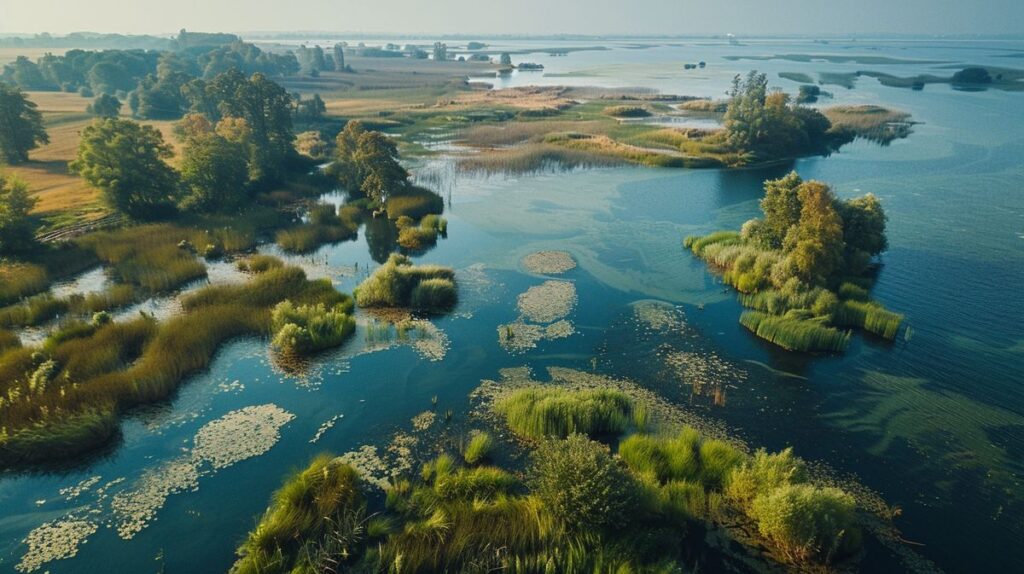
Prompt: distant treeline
<box><xmin>0</xmin><ymin>29</ymin><xmax>238</xmax><ymax>51</ymax></box>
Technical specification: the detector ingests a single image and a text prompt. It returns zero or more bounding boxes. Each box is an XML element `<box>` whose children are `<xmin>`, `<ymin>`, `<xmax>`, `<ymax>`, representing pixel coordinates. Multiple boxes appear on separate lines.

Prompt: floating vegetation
<box><xmin>111</xmin><ymin>458</ymin><xmax>201</xmax><ymax>539</ymax></box>
<box><xmin>192</xmin><ymin>404</ymin><xmax>295</xmax><ymax>469</ymax></box>
<box><xmin>517</xmin><ymin>280</ymin><xmax>576</xmax><ymax>323</ymax></box>
<box><xmin>521</xmin><ymin>250</ymin><xmax>577</xmax><ymax>275</ymax></box>
<box><xmin>337</xmin><ymin>445</ymin><xmax>392</xmax><ymax>490</ymax></box>
<box><xmin>59</xmin><ymin>476</ymin><xmax>102</xmax><ymax>501</ymax></box>
<box><xmin>310</xmin><ymin>414</ymin><xmax>344</xmax><ymax>444</ymax></box>
<box><xmin>632</xmin><ymin>299</ymin><xmax>688</xmax><ymax>333</ymax></box>
<box><xmin>662</xmin><ymin>349</ymin><xmax>746</xmax><ymax>406</ymax></box>
<box><xmin>16</xmin><ymin>519</ymin><xmax>98</xmax><ymax>573</ymax></box>
<box><xmin>411</xmin><ymin>410</ymin><xmax>437</xmax><ymax>431</ymax></box>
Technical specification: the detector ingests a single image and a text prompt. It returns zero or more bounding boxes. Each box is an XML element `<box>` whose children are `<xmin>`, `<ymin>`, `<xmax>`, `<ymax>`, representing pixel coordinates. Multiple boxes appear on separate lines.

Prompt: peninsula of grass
<box><xmin>354</xmin><ymin>253</ymin><xmax>457</xmax><ymax>313</ymax></box>
<box><xmin>234</xmin><ymin>381</ymin><xmax>867</xmax><ymax>571</ymax></box>
<box><xmin>684</xmin><ymin>171</ymin><xmax>903</xmax><ymax>353</ymax></box>
<box><xmin>0</xmin><ymin>265</ymin><xmax>348</xmax><ymax>466</ymax></box>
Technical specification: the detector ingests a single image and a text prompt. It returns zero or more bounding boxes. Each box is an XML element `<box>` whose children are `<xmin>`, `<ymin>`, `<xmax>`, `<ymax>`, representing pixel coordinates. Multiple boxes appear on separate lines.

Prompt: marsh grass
<box><xmin>0</xmin><ymin>294</ymin><xmax>68</xmax><ymax>328</ymax></box>
<box><xmin>396</xmin><ymin>214</ymin><xmax>447</xmax><ymax>251</ymax></box>
<box><xmin>458</xmin><ymin>143</ymin><xmax>625</xmax><ymax>175</ymax></box>
<box><xmin>462</xmin><ymin>431</ymin><xmax>494</xmax><ymax>465</ymax></box>
<box><xmin>0</xmin><ymin>263</ymin><xmax>49</xmax><ymax>306</ymax></box>
<box><xmin>270</xmin><ymin>301</ymin><xmax>356</xmax><ymax>356</ymax></box>
<box><xmin>740</xmin><ymin>311</ymin><xmax>851</xmax><ymax>353</ymax></box>
<box><xmin>0</xmin><ymin>266</ymin><xmax>346</xmax><ymax>465</ymax></box>
<box><xmin>384</xmin><ymin>187</ymin><xmax>444</xmax><ymax>220</ymax></box>
<box><xmin>232</xmin><ymin>455</ymin><xmax>366</xmax><ymax>574</ymax></box>
<box><xmin>604</xmin><ymin>105</ymin><xmax>652</xmax><ymax>118</ymax></box>
<box><xmin>823</xmin><ymin>105</ymin><xmax>914</xmax><ymax>145</ymax></box>
<box><xmin>494</xmin><ymin>387</ymin><xmax>633</xmax><ymax>440</ymax></box>
<box><xmin>833</xmin><ymin>300</ymin><xmax>903</xmax><ymax>340</ymax></box>
<box><xmin>354</xmin><ymin>253</ymin><xmax>456</xmax><ymax>313</ymax></box>
<box><xmin>0</xmin><ymin>329</ymin><xmax>19</xmax><ymax>354</ymax></box>
<box><xmin>236</xmin><ymin>254</ymin><xmax>284</xmax><ymax>274</ymax></box>
<box><xmin>80</xmin><ymin>225</ymin><xmax>208</xmax><ymax>293</ymax></box>
<box><xmin>276</xmin><ymin>203</ymin><xmax>359</xmax><ymax>254</ymax></box>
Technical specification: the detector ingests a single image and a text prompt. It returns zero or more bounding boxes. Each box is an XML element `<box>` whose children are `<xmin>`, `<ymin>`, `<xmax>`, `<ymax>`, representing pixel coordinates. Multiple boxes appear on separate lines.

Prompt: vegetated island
<box><xmin>228</xmin><ymin>367</ymin><xmax>915</xmax><ymax>573</ymax></box>
<box><xmin>685</xmin><ymin>171</ymin><xmax>903</xmax><ymax>353</ymax></box>
<box><xmin>451</xmin><ymin>71</ymin><xmax>913</xmax><ymax>175</ymax></box>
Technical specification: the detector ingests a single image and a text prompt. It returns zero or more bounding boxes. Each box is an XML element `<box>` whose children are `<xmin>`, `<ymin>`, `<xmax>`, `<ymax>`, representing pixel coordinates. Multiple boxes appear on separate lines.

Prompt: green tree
<box><xmin>70</xmin><ymin>118</ymin><xmax>179</xmax><ymax>220</ymax></box>
<box><xmin>328</xmin><ymin>120</ymin><xmax>367</xmax><ymax>191</ymax></box>
<box><xmin>179</xmin><ymin>133</ymin><xmax>249</xmax><ymax>213</ymax></box>
<box><xmin>500</xmin><ymin>52</ymin><xmax>512</xmax><ymax>66</ymax></box>
<box><xmin>333</xmin><ymin>43</ymin><xmax>346</xmax><ymax>71</ymax></box>
<box><xmin>432</xmin><ymin>42</ymin><xmax>448</xmax><ymax>61</ymax></box>
<box><xmin>87</xmin><ymin>93</ymin><xmax>122</xmax><ymax>118</ymax></box>
<box><xmin>353</xmin><ymin>131</ymin><xmax>408</xmax><ymax>205</ymax></box>
<box><xmin>756</xmin><ymin>171</ymin><xmax>804</xmax><ymax>248</ymax></box>
<box><xmin>0</xmin><ymin>83</ymin><xmax>49</xmax><ymax>164</ymax></box>
<box><xmin>0</xmin><ymin>172</ymin><xmax>37</xmax><ymax>253</ymax></box>
<box><xmin>783</xmin><ymin>181</ymin><xmax>845</xmax><ymax>285</ymax></box>
<box><xmin>838</xmin><ymin>193</ymin><xmax>887</xmax><ymax>259</ymax></box>
<box><xmin>528</xmin><ymin>434</ymin><xmax>638</xmax><ymax>532</ymax></box>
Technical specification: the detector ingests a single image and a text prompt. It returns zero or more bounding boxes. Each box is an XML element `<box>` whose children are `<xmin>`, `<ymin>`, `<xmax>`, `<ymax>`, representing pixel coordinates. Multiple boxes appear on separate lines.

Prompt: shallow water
<box><xmin>2</xmin><ymin>38</ymin><xmax>1023</xmax><ymax>573</ymax></box>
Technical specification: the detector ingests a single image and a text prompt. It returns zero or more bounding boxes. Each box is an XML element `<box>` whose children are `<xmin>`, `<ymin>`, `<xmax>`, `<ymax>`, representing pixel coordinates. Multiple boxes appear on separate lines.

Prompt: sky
<box><xmin>2</xmin><ymin>0</ymin><xmax>1022</xmax><ymax>37</ymax></box>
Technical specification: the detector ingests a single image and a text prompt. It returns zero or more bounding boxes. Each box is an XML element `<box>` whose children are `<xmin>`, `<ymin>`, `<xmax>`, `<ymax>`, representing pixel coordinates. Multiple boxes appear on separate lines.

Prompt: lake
<box><xmin>1</xmin><ymin>37</ymin><xmax>1022</xmax><ymax>573</ymax></box>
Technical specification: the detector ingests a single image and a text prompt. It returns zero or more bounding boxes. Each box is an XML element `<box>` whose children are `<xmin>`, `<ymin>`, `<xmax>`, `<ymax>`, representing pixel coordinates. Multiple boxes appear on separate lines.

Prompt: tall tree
<box><xmin>353</xmin><ymin>131</ymin><xmax>408</xmax><ymax>204</ymax></box>
<box><xmin>333</xmin><ymin>44</ymin><xmax>346</xmax><ymax>71</ymax></box>
<box><xmin>783</xmin><ymin>181</ymin><xmax>846</xmax><ymax>285</ymax></box>
<box><xmin>0</xmin><ymin>83</ymin><xmax>49</xmax><ymax>164</ymax></box>
<box><xmin>757</xmin><ymin>171</ymin><xmax>804</xmax><ymax>248</ymax></box>
<box><xmin>87</xmin><ymin>93</ymin><xmax>122</xmax><ymax>118</ymax></box>
<box><xmin>70</xmin><ymin>118</ymin><xmax>179</xmax><ymax>220</ymax></box>
<box><xmin>0</xmin><ymin>172</ymin><xmax>37</xmax><ymax>254</ymax></box>
<box><xmin>179</xmin><ymin>133</ymin><xmax>249</xmax><ymax>213</ymax></box>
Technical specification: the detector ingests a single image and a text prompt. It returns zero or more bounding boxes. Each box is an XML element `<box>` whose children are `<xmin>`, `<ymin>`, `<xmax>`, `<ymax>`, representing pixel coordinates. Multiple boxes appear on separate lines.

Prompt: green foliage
<box><xmin>684</xmin><ymin>230</ymin><xmax>740</xmax><ymax>255</ymax></box>
<box><xmin>354</xmin><ymin>253</ymin><xmax>456</xmax><ymax>312</ymax></box>
<box><xmin>270</xmin><ymin>300</ymin><xmax>355</xmax><ymax>356</ymax></box>
<box><xmin>462</xmin><ymin>431</ymin><xmax>495</xmax><ymax>465</ymax></box>
<box><xmin>604</xmin><ymin>105</ymin><xmax>651</xmax><ymax>118</ymax></box>
<box><xmin>86</xmin><ymin>93</ymin><xmax>122</xmax><ymax>118</ymax></box>
<box><xmin>740</xmin><ymin>311</ymin><xmax>850</xmax><ymax>353</ymax></box>
<box><xmin>0</xmin><ymin>329</ymin><xmax>19</xmax><ymax>354</ymax></box>
<box><xmin>179</xmin><ymin>133</ymin><xmax>250</xmax><ymax>212</ymax></box>
<box><xmin>495</xmin><ymin>386</ymin><xmax>633</xmax><ymax>440</ymax></box>
<box><xmin>749</xmin><ymin>484</ymin><xmax>861</xmax><ymax>564</ymax></box>
<box><xmin>723</xmin><ymin>71</ymin><xmax>839</xmax><ymax>160</ymax></box>
<box><xmin>70</xmin><ymin>118</ymin><xmax>179</xmax><ymax>220</ymax></box>
<box><xmin>619</xmin><ymin>429</ymin><xmax>744</xmax><ymax>490</ymax></box>
<box><xmin>0</xmin><ymin>82</ymin><xmax>48</xmax><ymax>164</ymax></box>
<box><xmin>0</xmin><ymin>263</ymin><xmax>48</xmax><ymax>306</ymax></box>
<box><xmin>232</xmin><ymin>456</ymin><xmax>366</xmax><ymax>574</ymax></box>
<box><xmin>0</xmin><ymin>173</ymin><xmax>38</xmax><ymax>254</ymax></box>
<box><xmin>528</xmin><ymin>434</ymin><xmax>639</xmax><ymax>532</ymax></box>
<box><xmin>725</xmin><ymin>448</ymin><xmax>807</xmax><ymax>509</ymax></box>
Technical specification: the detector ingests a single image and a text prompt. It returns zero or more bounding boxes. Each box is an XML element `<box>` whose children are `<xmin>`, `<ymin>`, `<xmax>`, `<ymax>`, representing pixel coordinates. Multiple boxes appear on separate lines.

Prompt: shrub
<box><xmin>726</xmin><ymin>447</ymin><xmax>808</xmax><ymax>510</ymax></box>
<box><xmin>495</xmin><ymin>387</ymin><xmax>633</xmax><ymax>440</ymax></box>
<box><xmin>232</xmin><ymin>456</ymin><xmax>366</xmax><ymax>574</ymax></box>
<box><xmin>528</xmin><ymin>434</ymin><xmax>638</xmax><ymax>532</ymax></box>
<box><xmin>749</xmin><ymin>484</ymin><xmax>862</xmax><ymax>564</ymax></box>
<box><xmin>270</xmin><ymin>301</ymin><xmax>356</xmax><ymax>355</ymax></box>
<box><xmin>463</xmin><ymin>431</ymin><xmax>495</xmax><ymax>465</ymax></box>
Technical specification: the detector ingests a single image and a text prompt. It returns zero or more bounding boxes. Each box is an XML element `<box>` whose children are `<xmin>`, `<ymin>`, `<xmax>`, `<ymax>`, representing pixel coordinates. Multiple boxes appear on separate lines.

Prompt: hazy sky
<box><xmin>2</xmin><ymin>0</ymin><xmax>1022</xmax><ymax>36</ymax></box>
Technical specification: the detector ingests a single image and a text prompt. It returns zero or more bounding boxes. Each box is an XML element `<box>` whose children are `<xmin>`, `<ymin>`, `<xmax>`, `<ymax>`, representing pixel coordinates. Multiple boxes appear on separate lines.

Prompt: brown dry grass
<box><xmin>442</xmin><ymin>86</ymin><xmax>577</xmax><ymax>112</ymax></box>
<box><xmin>4</xmin><ymin>93</ymin><xmax>185</xmax><ymax>227</ymax></box>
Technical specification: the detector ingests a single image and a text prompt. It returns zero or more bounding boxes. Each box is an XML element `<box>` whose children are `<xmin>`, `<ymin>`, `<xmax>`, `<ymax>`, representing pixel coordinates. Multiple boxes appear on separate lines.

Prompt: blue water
<box><xmin>1</xmin><ymin>38</ymin><xmax>1022</xmax><ymax>573</ymax></box>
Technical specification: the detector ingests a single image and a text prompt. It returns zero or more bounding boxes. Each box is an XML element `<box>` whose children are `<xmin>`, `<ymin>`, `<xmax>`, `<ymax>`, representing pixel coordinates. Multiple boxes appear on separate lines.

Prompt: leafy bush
<box><xmin>528</xmin><ymin>434</ymin><xmax>639</xmax><ymax>532</ymax></box>
<box><xmin>495</xmin><ymin>387</ymin><xmax>633</xmax><ymax>440</ymax></box>
<box><xmin>749</xmin><ymin>484</ymin><xmax>861</xmax><ymax>564</ymax></box>
<box><xmin>725</xmin><ymin>448</ymin><xmax>807</xmax><ymax>510</ymax></box>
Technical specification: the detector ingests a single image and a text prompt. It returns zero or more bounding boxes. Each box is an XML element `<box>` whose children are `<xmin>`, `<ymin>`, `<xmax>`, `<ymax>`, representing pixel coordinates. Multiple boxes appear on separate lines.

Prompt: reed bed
<box><xmin>270</xmin><ymin>301</ymin><xmax>356</xmax><ymax>356</ymax></box>
<box><xmin>80</xmin><ymin>225</ymin><xmax>208</xmax><ymax>293</ymax></box>
<box><xmin>832</xmin><ymin>300</ymin><xmax>904</xmax><ymax>340</ymax></box>
<box><xmin>458</xmin><ymin>143</ymin><xmax>625</xmax><ymax>175</ymax></box>
<box><xmin>740</xmin><ymin>311</ymin><xmax>851</xmax><ymax>353</ymax></box>
<box><xmin>0</xmin><ymin>329</ymin><xmax>19</xmax><ymax>354</ymax></box>
<box><xmin>494</xmin><ymin>387</ymin><xmax>633</xmax><ymax>440</ymax></box>
<box><xmin>354</xmin><ymin>254</ymin><xmax>456</xmax><ymax>313</ymax></box>
<box><xmin>462</xmin><ymin>431</ymin><xmax>495</xmax><ymax>465</ymax></box>
<box><xmin>0</xmin><ymin>263</ymin><xmax>49</xmax><ymax>306</ymax></box>
<box><xmin>0</xmin><ymin>265</ymin><xmax>346</xmax><ymax>465</ymax></box>
<box><xmin>384</xmin><ymin>187</ymin><xmax>444</xmax><ymax>220</ymax></box>
<box><xmin>236</xmin><ymin>254</ymin><xmax>284</xmax><ymax>274</ymax></box>
<box><xmin>396</xmin><ymin>214</ymin><xmax>447</xmax><ymax>251</ymax></box>
<box><xmin>232</xmin><ymin>455</ymin><xmax>366</xmax><ymax>574</ymax></box>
